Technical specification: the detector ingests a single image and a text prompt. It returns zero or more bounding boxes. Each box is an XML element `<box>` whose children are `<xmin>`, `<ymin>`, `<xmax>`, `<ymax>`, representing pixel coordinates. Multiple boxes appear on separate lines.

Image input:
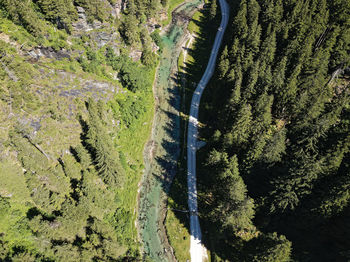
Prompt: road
<box><xmin>186</xmin><ymin>0</ymin><xmax>229</xmax><ymax>261</ymax></box>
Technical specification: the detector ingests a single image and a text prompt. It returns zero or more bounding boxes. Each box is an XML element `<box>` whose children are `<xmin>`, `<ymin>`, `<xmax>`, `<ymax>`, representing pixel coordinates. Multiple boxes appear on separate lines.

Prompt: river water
<box><xmin>138</xmin><ymin>0</ymin><xmax>202</xmax><ymax>261</ymax></box>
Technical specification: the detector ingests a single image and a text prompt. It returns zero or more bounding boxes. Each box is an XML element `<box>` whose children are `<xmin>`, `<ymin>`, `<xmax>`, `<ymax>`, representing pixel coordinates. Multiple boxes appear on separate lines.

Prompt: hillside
<box><xmin>0</xmin><ymin>0</ymin><xmax>166</xmax><ymax>260</ymax></box>
<box><xmin>197</xmin><ymin>0</ymin><xmax>350</xmax><ymax>261</ymax></box>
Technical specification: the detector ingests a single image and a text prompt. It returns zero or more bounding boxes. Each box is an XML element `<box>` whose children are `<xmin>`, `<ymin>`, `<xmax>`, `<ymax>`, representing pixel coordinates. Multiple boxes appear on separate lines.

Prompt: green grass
<box><xmin>186</xmin><ymin>47</ymin><xmax>195</xmax><ymax>65</ymax></box>
<box><xmin>116</xmin><ymin>67</ymin><xmax>157</xmax><ymax>164</ymax></box>
<box><xmin>112</xmin><ymin>68</ymin><xmax>156</xmax><ymax>250</ymax></box>
<box><xmin>0</xmin><ymin>15</ymin><xmax>37</xmax><ymax>48</ymax></box>
<box><xmin>165</xmin><ymin>166</ymin><xmax>191</xmax><ymax>261</ymax></box>
<box><xmin>162</xmin><ymin>0</ymin><xmax>187</xmax><ymax>26</ymax></box>
<box><xmin>165</xmin><ymin>208</ymin><xmax>190</xmax><ymax>261</ymax></box>
<box><xmin>187</xmin><ymin>11</ymin><xmax>202</xmax><ymax>34</ymax></box>
<box><xmin>178</xmin><ymin>50</ymin><xmax>184</xmax><ymax>72</ymax></box>
<box><xmin>0</xmin><ymin>11</ymin><xmax>71</xmax><ymax>50</ymax></box>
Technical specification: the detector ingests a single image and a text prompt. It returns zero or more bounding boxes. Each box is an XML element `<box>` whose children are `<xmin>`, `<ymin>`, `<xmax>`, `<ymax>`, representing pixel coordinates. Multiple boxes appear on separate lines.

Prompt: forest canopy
<box><xmin>198</xmin><ymin>0</ymin><xmax>350</xmax><ymax>261</ymax></box>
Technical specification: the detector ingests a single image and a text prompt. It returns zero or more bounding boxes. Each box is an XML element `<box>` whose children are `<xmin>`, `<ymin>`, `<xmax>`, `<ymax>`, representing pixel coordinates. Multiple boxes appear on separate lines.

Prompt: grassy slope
<box><xmin>162</xmin><ymin>0</ymin><xmax>187</xmax><ymax>26</ymax></box>
<box><xmin>0</xmin><ymin>12</ymin><xmax>156</xmax><ymax>257</ymax></box>
<box><xmin>187</xmin><ymin>10</ymin><xmax>202</xmax><ymax>34</ymax></box>
<box><xmin>116</xmin><ymin>82</ymin><xmax>155</xmax><ymax>249</ymax></box>
<box><xmin>178</xmin><ymin>50</ymin><xmax>184</xmax><ymax>72</ymax></box>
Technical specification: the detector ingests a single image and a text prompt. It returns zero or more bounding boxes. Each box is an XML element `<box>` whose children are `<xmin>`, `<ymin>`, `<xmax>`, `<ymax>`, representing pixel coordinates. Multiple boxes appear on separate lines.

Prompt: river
<box><xmin>138</xmin><ymin>0</ymin><xmax>202</xmax><ymax>261</ymax></box>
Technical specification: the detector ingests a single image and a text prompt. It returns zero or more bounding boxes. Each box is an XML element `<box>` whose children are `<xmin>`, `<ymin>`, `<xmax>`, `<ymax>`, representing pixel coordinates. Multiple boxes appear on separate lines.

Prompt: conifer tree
<box><xmin>86</xmin><ymin>99</ymin><xmax>124</xmax><ymax>186</ymax></box>
<box><xmin>122</xmin><ymin>14</ymin><xmax>140</xmax><ymax>45</ymax></box>
<box><xmin>218</xmin><ymin>46</ymin><xmax>229</xmax><ymax>79</ymax></box>
<box><xmin>244</xmin><ymin>233</ymin><xmax>292</xmax><ymax>262</ymax></box>
<box><xmin>262</xmin><ymin>127</ymin><xmax>287</xmax><ymax>163</ymax></box>
<box><xmin>37</xmin><ymin>0</ymin><xmax>78</xmax><ymax>31</ymax></box>
<box><xmin>234</xmin><ymin>0</ymin><xmax>248</xmax><ymax>39</ymax></box>
<box><xmin>228</xmin><ymin>103</ymin><xmax>252</xmax><ymax>147</ymax></box>
<box><xmin>199</xmin><ymin>0</ymin><xmax>350</xmax><ymax>259</ymax></box>
<box><xmin>209</xmin><ymin>0</ymin><xmax>217</xmax><ymax>20</ymax></box>
<box><xmin>206</xmin><ymin>153</ymin><xmax>255</xmax><ymax>231</ymax></box>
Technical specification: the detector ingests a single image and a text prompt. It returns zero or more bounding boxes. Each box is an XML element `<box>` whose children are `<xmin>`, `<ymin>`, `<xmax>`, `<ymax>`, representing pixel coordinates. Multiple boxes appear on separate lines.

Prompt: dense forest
<box><xmin>0</xmin><ymin>0</ymin><xmax>166</xmax><ymax>260</ymax></box>
<box><xmin>198</xmin><ymin>0</ymin><xmax>349</xmax><ymax>261</ymax></box>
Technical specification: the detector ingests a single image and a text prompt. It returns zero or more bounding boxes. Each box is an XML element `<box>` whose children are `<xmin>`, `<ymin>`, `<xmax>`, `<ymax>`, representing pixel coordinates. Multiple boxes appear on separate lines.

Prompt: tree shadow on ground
<box><xmin>162</xmin><ymin>2</ymin><xmax>350</xmax><ymax>261</ymax></box>
<box><xmin>142</xmin><ymin>1</ymin><xmax>254</xmax><ymax>260</ymax></box>
<box><xmin>154</xmin><ymin>4</ymin><xmax>244</xmax><ymax>261</ymax></box>
<box><xmin>158</xmin><ymin>1</ymin><xmax>266</xmax><ymax>260</ymax></box>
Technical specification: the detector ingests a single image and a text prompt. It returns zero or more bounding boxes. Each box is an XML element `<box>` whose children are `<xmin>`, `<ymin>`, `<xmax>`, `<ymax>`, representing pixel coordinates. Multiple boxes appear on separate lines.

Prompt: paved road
<box><xmin>186</xmin><ymin>0</ymin><xmax>229</xmax><ymax>261</ymax></box>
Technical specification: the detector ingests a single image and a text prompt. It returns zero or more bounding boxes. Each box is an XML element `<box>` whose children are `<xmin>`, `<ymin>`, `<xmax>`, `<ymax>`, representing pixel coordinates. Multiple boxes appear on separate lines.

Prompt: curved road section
<box><xmin>187</xmin><ymin>0</ymin><xmax>229</xmax><ymax>261</ymax></box>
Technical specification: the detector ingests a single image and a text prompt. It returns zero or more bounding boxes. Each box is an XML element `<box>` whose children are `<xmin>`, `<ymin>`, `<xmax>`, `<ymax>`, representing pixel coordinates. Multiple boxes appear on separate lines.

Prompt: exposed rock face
<box><xmin>146</xmin><ymin>18</ymin><xmax>162</xmax><ymax>33</ymax></box>
<box><xmin>72</xmin><ymin>6</ymin><xmax>103</xmax><ymax>33</ymax></box>
<box><xmin>112</xmin><ymin>0</ymin><xmax>128</xmax><ymax>18</ymax></box>
<box><xmin>70</xmin><ymin>5</ymin><xmax>121</xmax><ymax>52</ymax></box>
<box><xmin>47</xmin><ymin>70</ymin><xmax>124</xmax><ymax>100</ymax></box>
<box><xmin>27</xmin><ymin>47</ymin><xmax>71</xmax><ymax>61</ymax></box>
<box><xmin>1</xmin><ymin>62</ymin><xmax>18</xmax><ymax>82</ymax></box>
<box><xmin>34</xmin><ymin>67</ymin><xmax>121</xmax><ymax>97</ymax></box>
<box><xmin>89</xmin><ymin>30</ymin><xmax>121</xmax><ymax>49</ymax></box>
<box><xmin>159</xmin><ymin>10</ymin><xmax>168</xmax><ymax>22</ymax></box>
<box><xmin>129</xmin><ymin>49</ymin><xmax>143</xmax><ymax>61</ymax></box>
<box><xmin>58</xmin><ymin>79</ymin><xmax>120</xmax><ymax>99</ymax></box>
<box><xmin>151</xmin><ymin>42</ymin><xmax>159</xmax><ymax>53</ymax></box>
<box><xmin>25</xmin><ymin>1</ymin><xmax>159</xmax><ymax>63</ymax></box>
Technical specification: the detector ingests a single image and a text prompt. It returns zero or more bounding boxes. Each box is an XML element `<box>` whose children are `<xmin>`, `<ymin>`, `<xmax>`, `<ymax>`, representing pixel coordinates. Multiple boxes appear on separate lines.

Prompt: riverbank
<box><xmin>138</xmin><ymin>0</ymin><xmax>203</xmax><ymax>261</ymax></box>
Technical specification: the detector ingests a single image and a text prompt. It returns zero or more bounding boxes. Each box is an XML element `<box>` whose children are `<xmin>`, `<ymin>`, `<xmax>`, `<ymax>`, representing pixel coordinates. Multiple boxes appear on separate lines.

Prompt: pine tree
<box><xmin>86</xmin><ymin>99</ymin><xmax>124</xmax><ymax>186</ymax></box>
<box><xmin>259</xmin><ymin>25</ymin><xmax>276</xmax><ymax>65</ymax></box>
<box><xmin>207</xmin><ymin>153</ymin><xmax>255</xmax><ymax>231</ymax></box>
<box><xmin>270</xmin><ymin>153</ymin><xmax>325</xmax><ymax>213</ymax></box>
<box><xmin>218</xmin><ymin>46</ymin><xmax>229</xmax><ymax>79</ymax></box>
<box><xmin>316</xmin><ymin>172</ymin><xmax>350</xmax><ymax>219</ymax></box>
<box><xmin>0</xmin><ymin>0</ymin><xmax>44</xmax><ymax>36</ymax></box>
<box><xmin>262</xmin><ymin>127</ymin><xmax>287</xmax><ymax>163</ymax></box>
<box><xmin>234</xmin><ymin>0</ymin><xmax>248</xmax><ymax>39</ymax></box>
<box><xmin>228</xmin><ymin>103</ymin><xmax>252</xmax><ymax>147</ymax></box>
<box><xmin>244</xmin><ymin>60</ymin><xmax>260</xmax><ymax>99</ymax></box>
<box><xmin>244</xmin><ymin>233</ymin><xmax>292</xmax><ymax>262</ymax></box>
<box><xmin>122</xmin><ymin>14</ymin><xmax>140</xmax><ymax>45</ymax></box>
<box><xmin>195</xmin><ymin>0</ymin><xmax>350</xmax><ymax>259</ymax></box>
<box><xmin>229</xmin><ymin>71</ymin><xmax>241</xmax><ymax>104</ymax></box>
<box><xmin>246</xmin><ymin>0</ymin><xmax>261</xmax><ymax>55</ymax></box>
<box><xmin>209</xmin><ymin>0</ymin><xmax>217</xmax><ymax>20</ymax></box>
<box><xmin>37</xmin><ymin>0</ymin><xmax>78</xmax><ymax>31</ymax></box>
